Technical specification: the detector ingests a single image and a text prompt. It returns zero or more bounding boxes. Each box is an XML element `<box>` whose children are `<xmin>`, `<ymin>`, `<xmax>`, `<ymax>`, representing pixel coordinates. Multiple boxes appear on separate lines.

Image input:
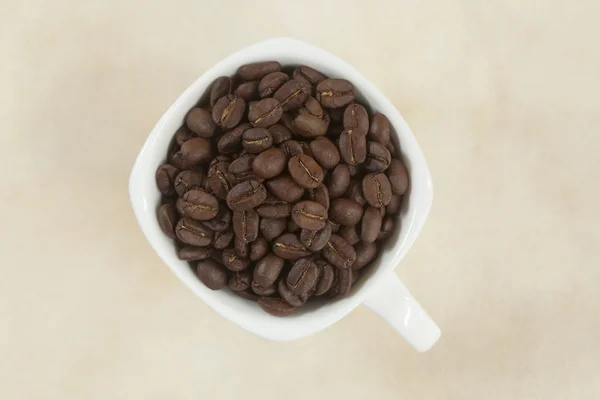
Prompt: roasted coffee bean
<box><xmin>207</xmin><ymin>157</ymin><xmax>231</xmax><ymax>199</ymax></box>
<box><xmin>278</xmin><ymin>279</ymin><xmax>308</xmax><ymax>307</ymax></box>
<box><xmin>234</xmin><ymin>236</ymin><xmax>249</xmax><ymax>258</ymax></box>
<box><xmin>232</xmin><ymin>209</ymin><xmax>260</xmax><ymax>243</ymax></box>
<box><xmin>265</xmin><ymin>174</ymin><xmax>304</xmax><ymax>203</ymax></box>
<box><xmin>174</xmin><ymin>169</ymin><xmax>206</xmax><ymax>197</ymax></box>
<box><xmin>228</xmin><ymin>154</ymin><xmax>257</xmax><ymax>184</ymax></box>
<box><xmin>345</xmin><ymin>181</ymin><xmax>367</xmax><ymax>206</ymax></box>
<box><xmin>293</xmin><ymin>65</ymin><xmax>326</xmax><ymax>93</ymax></box>
<box><xmin>212</xmin><ymin>95</ymin><xmax>246</xmax><ymax>129</ymax></box>
<box><xmin>291</xmin><ymin>200</ymin><xmax>328</xmax><ymax>231</ymax></box>
<box><xmin>249</xmin><ymin>236</ymin><xmax>269</xmax><ymax>261</ymax></box>
<box><xmin>338</xmin><ymin>225</ymin><xmax>360</xmax><ymax>246</ymax></box>
<box><xmin>288</xmin><ymin>154</ymin><xmax>324</xmax><ymax>189</ymax></box>
<box><xmin>327</xmin><ymin>268</ymin><xmax>353</xmax><ymax>298</ymax></box>
<box><xmin>287</xmin><ymin>258</ymin><xmax>319</xmax><ymax>295</ymax></box>
<box><xmin>329</xmin><ymin>198</ymin><xmax>363</xmax><ymax>226</ymax></box>
<box><xmin>287</xmin><ymin>220</ymin><xmax>300</xmax><ymax>233</ymax></box>
<box><xmin>362</xmin><ymin>173</ymin><xmax>392</xmax><ymax>207</ymax></box>
<box><xmin>280</xmin><ymin>139</ymin><xmax>304</xmax><ymax>159</ymax></box>
<box><xmin>326</xmin><ymin>164</ymin><xmax>350</xmax><ymax>199</ymax></box>
<box><xmin>306</xmin><ymin>185</ymin><xmax>330</xmax><ymax>210</ymax></box>
<box><xmin>252</xmin><ymin>282</ymin><xmax>277</xmax><ymax>296</ymax></box>
<box><xmin>252</xmin><ymin>148</ymin><xmax>286</xmax><ymax>179</ymax></box>
<box><xmin>202</xmin><ymin>206</ymin><xmax>231</xmax><ymax>232</ymax></box>
<box><xmin>226</xmin><ymin>180</ymin><xmax>267</xmax><ymax>211</ymax></box>
<box><xmin>300</xmin><ymin>141</ymin><xmax>314</xmax><ymax>158</ymax></box>
<box><xmin>217</xmin><ymin>123</ymin><xmax>252</xmax><ymax>155</ymax></box>
<box><xmin>248</xmin><ymin>98</ymin><xmax>282</xmax><ymax>128</ymax></box>
<box><xmin>181</xmin><ymin>189</ymin><xmax>219</xmax><ymax>221</ymax></box>
<box><xmin>378</xmin><ymin>216</ymin><xmax>395</xmax><ymax>240</ymax></box>
<box><xmin>228</xmin><ymin>270</ymin><xmax>252</xmax><ymax>291</ymax></box>
<box><xmin>253</xmin><ymin>254</ymin><xmax>285</xmax><ymax>287</ymax></box>
<box><xmin>210</xmin><ymin>76</ymin><xmax>234</xmax><ymax>107</ymax></box>
<box><xmin>171</xmin><ymin>137</ymin><xmax>213</xmax><ymax>169</ymax></box>
<box><xmin>256</xmin><ymin>196</ymin><xmax>291</xmax><ymax>219</ymax></box>
<box><xmin>323</xmin><ymin>234</ymin><xmax>356</xmax><ymax>269</ymax></box>
<box><xmin>386</xmin><ymin>141</ymin><xmax>397</xmax><ymax>157</ymax></box>
<box><xmin>222</xmin><ymin>248</ymin><xmax>251</xmax><ymax>271</ymax></box>
<box><xmin>368</xmin><ymin>113</ymin><xmax>391</xmax><ymax>145</ymax></box>
<box><xmin>313</xmin><ymin>261</ymin><xmax>335</xmax><ymax>296</ymax></box>
<box><xmin>233</xmin><ymin>80</ymin><xmax>259</xmax><ymax>101</ymax></box>
<box><xmin>268</xmin><ymin>124</ymin><xmax>292</xmax><ymax>144</ymax></box>
<box><xmin>343</xmin><ymin>103</ymin><xmax>369</xmax><ymax>137</ymax></box>
<box><xmin>213</xmin><ymin>229</ymin><xmax>234</xmax><ymax>249</ymax></box>
<box><xmin>292</xmin><ymin>113</ymin><xmax>329</xmax><ymax>138</ymax></box>
<box><xmin>338</xmin><ymin>130</ymin><xmax>367</xmax><ymax>165</ymax></box>
<box><xmin>196</xmin><ymin>260</ymin><xmax>229</xmax><ymax>290</ymax></box>
<box><xmin>260</xmin><ymin>217</ymin><xmax>287</xmax><ymax>242</ymax></box>
<box><xmin>156</xmin><ymin>164</ymin><xmax>180</xmax><ymax>196</ymax></box>
<box><xmin>175</xmin><ymin>197</ymin><xmax>186</xmax><ymax>216</ymax></box>
<box><xmin>258</xmin><ymin>296</ymin><xmax>295</xmax><ymax>316</ymax></box>
<box><xmin>361</xmin><ymin>206</ymin><xmax>383</xmax><ymax>243</ymax></box>
<box><xmin>300</xmin><ymin>223</ymin><xmax>332</xmax><ymax>252</ymax></box>
<box><xmin>387</xmin><ymin>158</ymin><xmax>409</xmax><ymax>195</ymax></box>
<box><xmin>386</xmin><ymin>195</ymin><xmax>402</xmax><ymax>214</ymax></box>
<box><xmin>274</xmin><ymin>79</ymin><xmax>310</xmax><ymax>111</ymax></box>
<box><xmin>352</xmin><ymin>241</ymin><xmax>377</xmax><ymax>270</ymax></box>
<box><xmin>316</xmin><ymin>79</ymin><xmax>355</xmax><ymax>108</ymax></box>
<box><xmin>174</xmin><ymin>126</ymin><xmax>195</xmax><ymax>146</ymax></box>
<box><xmin>235</xmin><ymin>289</ymin><xmax>259</xmax><ymax>301</ymax></box>
<box><xmin>273</xmin><ymin>233</ymin><xmax>311</xmax><ymax>260</ymax></box>
<box><xmin>176</xmin><ymin>217</ymin><xmax>213</xmax><ymax>246</ymax></box>
<box><xmin>364</xmin><ymin>141</ymin><xmax>391</xmax><ymax>172</ymax></box>
<box><xmin>258</xmin><ymin>71</ymin><xmax>290</xmax><ymax>98</ymax></box>
<box><xmin>186</xmin><ymin>107</ymin><xmax>216</xmax><ymax>138</ymax></box>
<box><xmin>238</xmin><ymin>61</ymin><xmax>282</xmax><ymax>81</ymax></box>
<box><xmin>242</xmin><ymin>127</ymin><xmax>273</xmax><ymax>154</ymax></box>
<box><xmin>309</xmin><ymin>137</ymin><xmax>340</xmax><ymax>169</ymax></box>
<box><xmin>327</xmin><ymin>219</ymin><xmax>340</xmax><ymax>233</ymax></box>
<box><xmin>157</xmin><ymin>204</ymin><xmax>178</xmax><ymax>239</ymax></box>
<box><xmin>178</xmin><ymin>246</ymin><xmax>211</xmax><ymax>261</ymax></box>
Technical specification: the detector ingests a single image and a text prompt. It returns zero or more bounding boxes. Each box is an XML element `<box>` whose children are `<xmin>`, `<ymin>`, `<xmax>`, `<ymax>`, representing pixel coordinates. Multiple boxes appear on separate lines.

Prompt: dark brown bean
<box><xmin>226</xmin><ymin>180</ymin><xmax>267</xmax><ymax>211</ymax></box>
<box><xmin>252</xmin><ymin>282</ymin><xmax>277</xmax><ymax>296</ymax></box>
<box><xmin>156</xmin><ymin>164</ymin><xmax>180</xmax><ymax>196</ymax></box>
<box><xmin>313</xmin><ymin>261</ymin><xmax>335</xmax><ymax>296</ymax></box>
<box><xmin>386</xmin><ymin>195</ymin><xmax>402</xmax><ymax>214</ymax></box>
<box><xmin>362</xmin><ymin>173</ymin><xmax>392</xmax><ymax>207</ymax></box>
<box><xmin>242</xmin><ymin>127</ymin><xmax>273</xmax><ymax>154</ymax></box>
<box><xmin>171</xmin><ymin>137</ymin><xmax>213</xmax><ymax>169</ymax></box>
<box><xmin>327</xmin><ymin>268</ymin><xmax>353</xmax><ymax>298</ymax></box>
<box><xmin>338</xmin><ymin>225</ymin><xmax>361</xmax><ymax>246</ymax></box>
<box><xmin>201</xmin><ymin>206</ymin><xmax>231</xmax><ymax>232</ymax></box>
<box><xmin>252</xmin><ymin>148</ymin><xmax>286</xmax><ymax>179</ymax></box>
<box><xmin>253</xmin><ymin>254</ymin><xmax>285</xmax><ymax>287</ymax></box>
<box><xmin>368</xmin><ymin>112</ymin><xmax>391</xmax><ymax>146</ymax></box>
<box><xmin>345</xmin><ymin>181</ymin><xmax>367</xmax><ymax>206</ymax></box>
<box><xmin>175</xmin><ymin>217</ymin><xmax>213</xmax><ymax>246</ymax></box>
<box><xmin>235</xmin><ymin>289</ymin><xmax>259</xmax><ymax>301</ymax></box>
<box><xmin>228</xmin><ymin>154</ymin><xmax>257</xmax><ymax>185</ymax></box>
<box><xmin>288</xmin><ymin>154</ymin><xmax>324</xmax><ymax>189</ymax></box>
<box><xmin>186</xmin><ymin>107</ymin><xmax>216</xmax><ymax>138</ymax></box>
<box><xmin>238</xmin><ymin>61</ymin><xmax>282</xmax><ymax>81</ymax></box>
<box><xmin>248</xmin><ymin>98</ymin><xmax>283</xmax><ymax>128</ymax></box>
<box><xmin>323</xmin><ymin>234</ymin><xmax>356</xmax><ymax>269</ymax></box>
<box><xmin>364</xmin><ymin>141</ymin><xmax>392</xmax><ymax>172</ymax></box>
<box><xmin>181</xmin><ymin>189</ymin><xmax>219</xmax><ymax>221</ymax></box>
<box><xmin>292</xmin><ymin>110</ymin><xmax>330</xmax><ymax>138</ymax></box>
<box><xmin>157</xmin><ymin>204</ymin><xmax>178</xmax><ymax>239</ymax></box>
<box><xmin>258</xmin><ymin>71</ymin><xmax>290</xmax><ymax>98</ymax></box>
<box><xmin>329</xmin><ymin>198</ymin><xmax>363</xmax><ymax>226</ymax></box>
<box><xmin>232</xmin><ymin>209</ymin><xmax>259</xmax><ymax>243</ymax></box>
<box><xmin>291</xmin><ymin>200</ymin><xmax>328</xmax><ymax>231</ymax></box>
<box><xmin>272</xmin><ymin>233</ymin><xmax>311</xmax><ymax>260</ymax></box>
<box><xmin>217</xmin><ymin>123</ymin><xmax>252</xmax><ymax>155</ymax></box>
<box><xmin>338</xmin><ymin>130</ymin><xmax>367</xmax><ymax>165</ymax></box>
<box><xmin>274</xmin><ymin>79</ymin><xmax>310</xmax><ymax>111</ymax></box>
<box><xmin>378</xmin><ymin>216</ymin><xmax>395</xmax><ymax>240</ymax></box>
<box><xmin>249</xmin><ymin>236</ymin><xmax>269</xmax><ymax>261</ymax></box>
<box><xmin>234</xmin><ymin>80</ymin><xmax>259</xmax><ymax>101</ymax></box>
<box><xmin>212</xmin><ymin>95</ymin><xmax>246</xmax><ymax>129</ymax></box>
<box><xmin>278</xmin><ymin>279</ymin><xmax>308</xmax><ymax>307</ymax></box>
<box><xmin>234</xmin><ymin>237</ymin><xmax>249</xmax><ymax>258</ymax></box>
<box><xmin>174</xmin><ymin>169</ymin><xmax>206</xmax><ymax>197</ymax></box>
<box><xmin>206</xmin><ymin>157</ymin><xmax>231</xmax><ymax>199</ymax></box>
<box><xmin>196</xmin><ymin>260</ymin><xmax>229</xmax><ymax>290</ymax></box>
<box><xmin>361</xmin><ymin>206</ymin><xmax>383</xmax><ymax>243</ymax></box>
<box><xmin>258</xmin><ymin>296</ymin><xmax>295</xmax><ymax>316</ymax></box>
<box><xmin>352</xmin><ymin>241</ymin><xmax>377</xmax><ymax>270</ymax></box>
<box><xmin>286</xmin><ymin>258</ymin><xmax>319</xmax><ymax>295</ymax></box>
<box><xmin>316</xmin><ymin>79</ymin><xmax>355</xmax><ymax>108</ymax></box>
<box><xmin>268</xmin><ymin>124</ymin><xmax>292</xmax><ymax>144</ymax></box>
<box><xmin>309</xmin><ymin>137</ymin><xmax>340</xmax><ymax>169</ymax></box>
<box><xmin>222</xmin><ymin>248</ymin><xmax>250</xmax><ymax>271</ymax></box>
<box><xmin>305</xmin><ymin>185</ymin><xmax>330</xmax><ymax>210</ymax></box>
<box><xmin>213</xmin><ymin>229</ymin><xmax>234</xmax><ymax>250</ymax></box>
<box><xmin>326</xmin><ymin>164</ymin><xmax>350</xmax><ymax>199</ymax></box>
<box><xmin>210</xmin><ymin>77</ymin><xmax>234</xmax><ymax>107</ymax></box>
<box><xmin>174</xmin><ymin>126</ymin><xmax>195</xmax><ymax>146</ymax></box>
<box><xmin>260</xmin><ymin>217</ymin><xmax>287</xmax><ymax>242</ymax></box>
<box><xmin>300</xmin><ymin>222</ymin><xmax>332</xmax><ymax>252</ymax></box>
<box><xmin>387</xmin><ymin>158</ymin><xmax>409</xmax><ymax>195</ymax></box>
<box><xmin>293</xmin><ymin>65</ymin><xmax>326</xmax><ymax>93</ymax></box>
<box><xmin>265</xmin><ymin>174</ymin><xmax>304</xmax><ymax>203</ymax></box>
<box><xmin>256</xmin><ymin>196</ymin><xmax>291</xmax><ymax>219</ymax></box>
<box><xmin>178</xmin><ymin>246</ymin><xmax>211</xmax><ymax>261</ymax></box>
<box><xmin>280</xmin><ymin>139</ymin><xmax>304</xmax><ymax>159</ymax></box>
<box><xmin>327</xmin><ymin>219</ymin><xmax>340</xmax><ymax>233</ymax></box>
<box><xmin>343</xmin><ymin>104</ymin><xmax>369</xmax><ymax>137</ymax></box>
<box><xmin>228</xmin><ymin>270</ymin><xmax>252</xmax><ymax>291</ymax></box>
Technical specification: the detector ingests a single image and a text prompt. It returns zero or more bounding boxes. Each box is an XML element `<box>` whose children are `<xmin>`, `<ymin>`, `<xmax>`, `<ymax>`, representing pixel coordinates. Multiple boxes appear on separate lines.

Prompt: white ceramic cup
<box><xmin>129</xmin><ymin>38</ymin><xmax>440</xmax><ymax>352</ymax></box>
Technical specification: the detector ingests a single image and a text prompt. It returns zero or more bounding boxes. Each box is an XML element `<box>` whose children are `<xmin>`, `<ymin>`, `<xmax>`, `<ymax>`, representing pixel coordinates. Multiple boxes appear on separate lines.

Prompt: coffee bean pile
<box><xmin>156</xmin><ymin>62</ymin><xmax>409</xmax><ymax>316</ymax></box>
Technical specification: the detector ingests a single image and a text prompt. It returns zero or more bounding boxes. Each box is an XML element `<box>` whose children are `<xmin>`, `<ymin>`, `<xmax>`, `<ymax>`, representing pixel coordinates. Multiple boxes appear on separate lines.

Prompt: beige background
<box><xmin>2</xmin><ymin>0</ymin><xmax>600</xmax><ymax>399</ymax></box>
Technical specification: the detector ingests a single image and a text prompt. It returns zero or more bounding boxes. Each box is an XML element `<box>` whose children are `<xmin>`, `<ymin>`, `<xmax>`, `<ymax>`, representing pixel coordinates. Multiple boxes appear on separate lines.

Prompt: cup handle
<box><xmin>363</xmin><ymin>273</ymin><xmax>440</xmax><ymax>352</ymax></box>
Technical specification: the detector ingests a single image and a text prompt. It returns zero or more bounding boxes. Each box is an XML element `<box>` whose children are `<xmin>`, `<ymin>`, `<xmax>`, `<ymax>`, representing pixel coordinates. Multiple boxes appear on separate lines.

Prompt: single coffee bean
<box><xmin>288</xmin><ymin>154</ymin><xmax>324</xmax><ymax>189</ymax></box>
<box><xmin>196</xmin><ymin>260</ymin><xmax>229</xmax><ymax>290</ymax></box>
<box><xmin>235</xmin><ymin>289</ymin><xmax>259</xmax><ymax>301</ymax></box>
<box><xmin>232</xmin><ymin>209</ymin><xmax>260</xmax><ymax>243</ymax></box>
<box><xmin>186</xmin><ymin>107</ymin><xmax>216</xmax><ymax>138</ymax></box>
<box><xmin>213</xmin><ymin>229</ymin><xmax>234</xmax><ymax>250</ymax></box>
<box><xmin>176</xmin><ymin>217</ymin><xmax>213</xmax><ymax>246</ymax></box>
<box><xmin>178</xmin><ymin>246</ymin><xmax>211</xmax><ymax>261</ymax></box>
<box><xmin>222</xmin><ymin>248</ymin><xmax>251</xmax><ymax>271</ymax></box>
<box><xmin>171</xmin><ymin>137</ymin><xmax>213</xmax><ymax>169</ymax></box>
<box><xmin>156</xmin><ymin>164</ymin><xmax>180</xmax><ymax>196</ymax></box>
<box><xmin>327</xmin><ymin>268</ymin><xmax>353</xmax><ymax>298</ymax></box>
<box><xmin>258</xmin><ymin>71</ymin><xmax>290</xmax><ymax>98</ymax></box>
<box><xmin>226</xmin><ymin>180</ymin><xmax>267</xmax><ymax>211</ymax></box>
<box><xmin>293</xmin><ymin>65</ymin><xmax>326</xmax><ymax>93</ymax></box>
<box><xmin>386</xmin><ymin>195</ymin><xmax>402</xmax><ymax>214</ymax></box>
<box><xmin>258</xmin><ymin>296</ymin><xmax>295</xmax><ymax>316</ymax></box>
<box><xmin>287</xmin><ymin>220</ymin><xmax>300</xmax><ymax>233</ymax></box>
<box><xmin>252</xmin><ymin>148</ymin><xmax>286</xmax><ymax>179</ymax></box>
<box><xmin>273</xmin><ymin>233</ymin><xmax>311</xmax><ymax>260</ymax></box>
<box><xmin>238</xmin><ymin>61</ymin><xmax>282</xmax><ymax>80</ymax></box>
<box><xmin>174</xmin><ymin>169</ymin><xmax>206</xmax><ymax>197</ymax></box>
<box><xmin>362</xmin><ymin>173</ymin><xmax>392</xmax><ymax>207</ymax></box>
<box><xmin>278</xmin><ymin>279</ymin><xmax>308</xmax><ymax>307</ymax></box>
<box><xmin>253</xmin><ymin>253</ymin><xmax>285</xmax><ymax>287</ymax></box>
<box><xmin>252</xmin><ymin>282</ymin><xmax>277</xmax><ymax>296</ymax></box>
<box><xmin>291</xmin><ymin>200</ymin><xmax>328</xmax><ymax>231</ymax></box>
<box><xmin>249</xmin><ymin>235</ymin><xmax>269</xmax><ymax>261</ymax></box>
<box><xmin>181</xmin><ymin>189</ymin><xmax>219</xmax><ymax>221</ymax></box>
<box><xmin>228</xmin><ymin>154</ymin><xmax>257</xmax><ymax>184</ymax></box>
<box><xmin>300</xmin><ymin>222</ymin><xmax>332</xmax><ymax>252</ymax></box>
<box><xmin>174</xmin><ymin>126</ymin><xmax>195</xmax><ymax>146</ymax></box>
<box><xmin>326</xmin><ymin>164</ymin><xmax>350</xmax><ymax>199</ymax></box>
<box><xmin>342</xmin><ymin>103</ymin><xmax>369</xmax><ymax>137</ymax></box>
<box><xmin>210</xmin><ymin>76</ymin><xmax>234</xmax><ymax>107</ymax></box>
<box><xmin>248</xmin><ymin>98</ymin><xmax>283</xmax><ymax>128</ymax></box>
<box><xmin>338</xmin><ymin>130</ymin><xmax>367</xmax><ymax>165</ymax></box>
<box><xmin>206</xmin><ymin>157</ymin><xmax>231</xmax><ymax>199</ymax></box>
<box><xmin>268</xmin><ymin>124</ymin><xmax>292</xmax><ymax>144</ymax></box>
<box><xmin>260</xmin><ymin>217</ymin><xmax>287</xmax><ymax>242</ymax></box>
<box><xmin>234</xmin><ymin>236</ymin><xmax>249</xmax><ymax>258</ymax></box>
<box><xmin>274</xmin><ymin>79</ymin><xmax>310</xmax><ymax>111</ymax></box>
<box><xmin>316</xmin><ymin>79</ymin><xmax>355</xmax><ymax>108</ymax></box>
<box><xmin>292</xmin><ymin>113</ymin><xmax>329</xmax><ymax>138</ymax></box>
<box><xmin>217</xmin><ymin>123</ymin><xmax>252</xmax><ymax>154</ymax></box>
<box><xmin>338</xmin><ymin>225</ymin><xmax>361</xmax><ymax>246</ymax></box>
<box><xmin>364</xmin><ymin>141</ymin><xmax>391</xmax><ymax>172</ymax></box>
<box><xmin>287</xmin><ymin>258</ymin><xmax>319</xmax><ymax>295</ymax></box>
<box><xmin>323</xmin><ymin>234</ymin><xmax>356</xmax><ymax>269</ymax></box>
<box><xmin>202</xmin><ymin>206</ymin><xmax>231</xmax><ymax>232</ymax></box>
<box><xmin>378</xmin><ymin>216</ymin><xmax>395</xmax><ymax>240</ymax></box>
<box><xmin>265</xmin><ymin>174</ymin><xmax>304</xmax><ymax>203</ymax></box>
<box><xmin>387</xmin><ymin>158</ymin><xmax>409</xmax><ymax>195</ymax></box>
<box><xmin>352</xmin><ymin>241</ymin><xmax>377</xmax><ymax>270</ymax></box>
<box><xmin>157</xmin><ymin>204</ymin><xmax>178</xmax><ymax>239</ymax></box>
<box><xmin>242</xmin><ymin>127</ymin><xmax>273</xmax><ymax>154</ymax></box>
<box><xmin>313</xmin><ymin>261</ymin><xmax>335</xmax><ymax>296</ymax></box>
<box><xmin>345</xmin><ymin>181</ymin><xmax>367</xmax><ymax>206</ymax></box>
<box><xmin>306</xmin><ymin>185</ymin><xmax>330</xmax><ymax>210</ymax></box>
<box><xmin>228</xmin><ymin>270</ymin><xmax>252</xmax><ymax>291</ymax></box>
<box><xmin>212</xmin><ymin>95</ymin><xmax>246</xmax><ymax>129</ymax></box>
<box><xmin>329</xmin><ymin>198</ymin><xmax>363</xmax><ymax>226</ymax></box>
<box><xmin>256</xmin><ymin>196</ymin><xmax>291</xmax><ymax>219</ymax></box>
<box><xmin>233</xmin><ymin>80</ymin><xmax>259</xmax><ymax>101</ymax></box>
<box><xmin>368</xmin><ymin>112</ymin><xmax>391</xmax><ymax>145</ymax></box>
<box><xmin>309</xmin><ymin>137</ymin><xmax>340</xmax><ymax>169</ymax></box>
<box><xmin>361</xmin><ymin>206</ymin><xmax>383</xmax><ymax>243</ymax></box>
<box><xmin>280</xmin><ymin>139</ymin><xmax>304</xmax><ymax>159</ymax></box>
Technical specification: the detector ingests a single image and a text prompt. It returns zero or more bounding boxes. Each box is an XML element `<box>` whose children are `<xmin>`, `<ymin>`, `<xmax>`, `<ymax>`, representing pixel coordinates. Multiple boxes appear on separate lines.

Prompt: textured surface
<box><xmin>1</xmin><ymin>1</ymin><xmax>599</xmax><ymax>399</ymax></box>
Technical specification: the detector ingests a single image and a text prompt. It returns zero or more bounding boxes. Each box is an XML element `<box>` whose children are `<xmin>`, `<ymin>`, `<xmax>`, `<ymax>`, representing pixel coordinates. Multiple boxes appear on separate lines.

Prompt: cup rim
<box><xmin>129</xmin><ymin>37</ymin><xmax>433</xmax><ymax>341</ymax></box>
